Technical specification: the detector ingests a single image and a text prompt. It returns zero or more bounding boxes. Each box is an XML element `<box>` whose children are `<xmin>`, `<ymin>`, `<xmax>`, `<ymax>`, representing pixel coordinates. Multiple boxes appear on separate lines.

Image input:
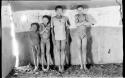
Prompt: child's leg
<box><xmin>60</xmin><ymin>40</ymin><xmax>66</xmax><ymax>72</ymax></box>
<box><xmin>32</xmin><ymin>46</ymin><xmax>38</xmax><ymax>71</ymax></box>
<box><xmin>41</xmin><ymin>41</ymin><xmax>45</xmax><ymax>71</ymax></box>
<box><xmin>77</xmin><ymin>37</ymin><xmax>83</xmax><ymax>69</ymax></box>
<box><xmin>55</xmin><ymin>40</ymin><xmax>61</xmax><ymax>71</ymax></box>
<box><xmin>36</xmin><ymin>45</ymin><xmax>40</xmax><ymax>69</ymax></box>
<box><xmin>46</xmin><ymin>40</ymin><xmax>50</xmax><ymax>71</ymax></box>
<box><xmin>82</xmin><ymin>37</ymin><xmax>87</xmax><ymax>70</ymax></box>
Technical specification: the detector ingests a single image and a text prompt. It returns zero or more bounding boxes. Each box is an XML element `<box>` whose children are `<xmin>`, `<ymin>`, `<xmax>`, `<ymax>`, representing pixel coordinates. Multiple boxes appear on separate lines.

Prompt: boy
<box><xmin>51</xmin><ymin>5</ymin><xmax>70</xmax><ymax>72</ymax></box>
<box><xmin>39</xmin><ymin>15</ymin><xmax>51</xmax><ymax>71</ymax></box>
<box><xmin>75</xmin><ymin>5</ymin><xmax>96</xmax><ymax>71</ymax></box>
<box><xmin>29</xmin><ymin>23</ymin><xmax>40</xmax><ymax>72</ymax></box>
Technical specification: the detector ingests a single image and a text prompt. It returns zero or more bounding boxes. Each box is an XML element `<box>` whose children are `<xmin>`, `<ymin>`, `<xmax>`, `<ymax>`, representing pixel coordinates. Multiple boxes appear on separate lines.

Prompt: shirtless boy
<box><xmin>39</xmin><ymin>15</ymin><xmax>51</xmax><ymax>71</ymax></box>
<box><xmin>75</xmin><ymin>5</ymin><xmax>96</xmax><ymax>71</ymax></box>
<box><xmin>29</xmin><ymin>23</ymin><xmax>40</xmax><ymax>72</ymax></box>
<box><xmin>51</xmin><ymin>5</ymin><xmax>70</xmax><ymax>72</ymax></box>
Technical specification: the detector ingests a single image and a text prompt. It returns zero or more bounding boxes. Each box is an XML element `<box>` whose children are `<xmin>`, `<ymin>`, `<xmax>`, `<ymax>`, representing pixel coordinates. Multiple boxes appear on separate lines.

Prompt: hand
<box><xmin>84</xmin><ymin>22</ymin><xmax>92</xmax><ymax>26</ymax></box>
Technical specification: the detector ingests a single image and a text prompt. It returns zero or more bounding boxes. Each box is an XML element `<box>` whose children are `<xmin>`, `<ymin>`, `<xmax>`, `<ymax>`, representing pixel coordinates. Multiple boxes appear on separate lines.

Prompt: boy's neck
<box><xmin>79</xmin><ymin>13</ymin><xmax>86</xmax><ymax>15</ymax></box>
<box><xmin>56</xmin><ymin>15</ymin><xmax>63</xmax><ymax>18</ymax></box>
<box><xmin>31</xmin><ymin>30</ymin><xmax>37</xmax><ymax>32</ymax></box>
<box><xmin>43</xmin><ymin>23</ymin><xmax>48</xmax><ymax>26</ymax></box>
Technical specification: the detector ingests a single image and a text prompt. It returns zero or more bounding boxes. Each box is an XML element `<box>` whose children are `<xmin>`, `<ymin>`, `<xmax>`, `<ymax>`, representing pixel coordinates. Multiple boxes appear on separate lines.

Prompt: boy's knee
<box><xmin>61</xmin><ymin>46</ymin><xmax>65</xmax><ymax>51</ymax></box>
<box><xmin>46</xmin><ymin>45</ymin><xmax>50</xmax><ymax>51</ymax></box>
<box><xmin>41</xmin><ymin>51</ymin><xmax>44</xmax><ymax>55</ymax></box>
<box><xmin>56</xmin><ymin>47</ymin><xmax>60</xmax><ymax>52</ymax></box>
<box><xmin>46</xmin><ymin>50</ymin><xmax>50</xmax><ymax>54</ymax></box>
<box><xmin>56</xmin><ymin>46</ymin><xmax>60</xmax><ymax>51</ymax></box>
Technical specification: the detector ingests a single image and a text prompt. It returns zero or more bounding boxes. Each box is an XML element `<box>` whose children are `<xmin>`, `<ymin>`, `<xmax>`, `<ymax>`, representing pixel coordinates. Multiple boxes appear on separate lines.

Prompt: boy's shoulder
<box><xmin>63</xmin><ymin>16</ymin><xmax>69</xmax><ymax>20</ymax></box>
<box><xmin>75</xmin><ymin>14</ymin><xmax>87</xmax><ymax>17</ymax></box>
<box><xmin>29</xmin><ymin>31</ymin><xmax>37</xmax><ymax>34</ymax></box>
<box><xmin>51</xmin><ymin>16</ymin><xmax>56</xmax><ymax>19</ymax></box>
<box><xmin>52</xmin><ymin>16</ymin><xmax>68</xmax><ymax>20</ymax></box>
<box><xmin>39</xmin><ymin>23</ymin><xmax>44</xmax><ymax>26</ymax></box>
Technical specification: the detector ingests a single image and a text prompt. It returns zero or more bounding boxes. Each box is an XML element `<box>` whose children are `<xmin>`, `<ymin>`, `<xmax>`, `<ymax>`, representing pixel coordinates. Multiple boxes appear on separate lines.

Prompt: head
<box><xmin>76</xmin><ymin>5</ymin><xmax>86</xmax><ymax>14</ymax></box>
<box><xmin>30</xmin><ymin>23</ymin><xmax>39</xmax><ymax>32</ymax></box>
<box><xmin>55</xmin><ymin>5</ymin><xmax>64</xmax><ymax>16</ymax></box>
<box><xmin>42</xmin><ymin>15</ymin><xmax>50</xmax><ymax>25</ymax></box>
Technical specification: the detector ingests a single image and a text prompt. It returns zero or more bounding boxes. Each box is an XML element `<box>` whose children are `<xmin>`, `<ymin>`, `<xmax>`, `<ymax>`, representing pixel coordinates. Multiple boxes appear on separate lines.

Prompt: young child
<box><xmin>75</xmin><ymin>5</ymin><xmax>96</xmax><ymax>71</ymax></box>
<box><xmin>39</xmin><ymin>15</ymin><xmax>51</xmax><ymax>71</ymax></box>
<box><xmin>51</xmin><ymin>5</ymin><xmax>70</xmax><ymax>72</ymax></box>
<box><xmin>29</xmin><ymin>23</ymin><xmax>40</xmax><ymax>72</ymax></box>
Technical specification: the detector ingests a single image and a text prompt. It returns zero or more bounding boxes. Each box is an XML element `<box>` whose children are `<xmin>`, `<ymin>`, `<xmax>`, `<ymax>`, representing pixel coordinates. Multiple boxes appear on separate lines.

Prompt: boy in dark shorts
<box><xmin>51</xmin><ymin>5</ymin><xmax>70</xmax><ymax>72</ymax></box>
<box><xmin>39</xmin><ymin>15</ymin><xmax>51</xmax><ymax>71</ymax></box>
<box><xmin>75</xmin><ymin>5</ymin><xmax>96</xmax><ymax>71</ymax></box>
<box><xmin>29</xmin><ymin>23</ymin><xmax>40</xmax><ymax>72</ymax></box>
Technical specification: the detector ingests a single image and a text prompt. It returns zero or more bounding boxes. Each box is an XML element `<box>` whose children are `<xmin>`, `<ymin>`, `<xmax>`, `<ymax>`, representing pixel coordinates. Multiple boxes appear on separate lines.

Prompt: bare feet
<box><xmin>59</xmin><ymin>66</ymin><xmax>62</xmax><ymax>72</ymax></box>
<box><xmin>33</xmin><ymin>66</ymin><xmax>39</xmax><ymax>74</ymax></box>
<box><xmin>83</xmin><ymin>64</ymin><xmax>88</xmax><ymax>71</ymax></box>
<box><xmin>42</xmin><ymin>68</ymin><xmax>49</xmax><ymax>72</ymax></box>
<box><xmin>59</xmin><ymin>66</ymin><xmax>64</xmax><ymax>73</ymax></box>
<box><xmin>80</xmin><ymin>65</ymin><xmax>88</xmax><ymax>71</ymax></box>
<box><xmin>33</xmin><ymin>66</ymin><xmax>38</xmax><ymax>72</ymax></box>
<box><xmin>80</xmin><ymin>65</ymin><xmax>83</xmax><ymax>70</ymax></box>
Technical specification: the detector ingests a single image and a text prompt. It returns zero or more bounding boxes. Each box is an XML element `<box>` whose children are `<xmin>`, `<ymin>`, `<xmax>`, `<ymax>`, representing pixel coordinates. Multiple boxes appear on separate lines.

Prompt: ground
<box><xmin>8</xmin><ymin>63</ymin><xmax>122</xmax><ymax>78</ymax></box>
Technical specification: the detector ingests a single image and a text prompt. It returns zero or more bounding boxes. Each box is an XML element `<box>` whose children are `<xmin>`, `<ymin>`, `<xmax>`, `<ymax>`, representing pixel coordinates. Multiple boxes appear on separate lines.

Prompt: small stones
<box><xmin>9</xmin><ymin>64</ymin><xmax>122</xmax><ymax>78</ymax></box>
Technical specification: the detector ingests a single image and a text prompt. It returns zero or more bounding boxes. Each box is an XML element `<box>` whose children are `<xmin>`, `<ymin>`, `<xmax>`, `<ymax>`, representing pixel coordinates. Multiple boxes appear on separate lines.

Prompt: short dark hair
<box><xmin>31</xmin><ymin>22</ymin><xmax>39</xmax><ymax>30</ymax></box>
<box><xmin>42</xmin><ymin>15</ymin><xmax>51</xmax><ymax>24</ymax></box>
<box><xmin>55</xmin><ymin>5</ymin><xmax>64</xmax><ymax>11</ymax></box>
<box><xmin>76</xmin><ymin>5</ymin><xmax>85</xmax><ymax>9</ymax></box>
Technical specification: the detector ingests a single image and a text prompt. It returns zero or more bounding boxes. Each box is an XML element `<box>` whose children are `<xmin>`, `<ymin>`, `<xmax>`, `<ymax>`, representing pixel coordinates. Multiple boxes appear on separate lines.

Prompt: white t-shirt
<box><xmin>51</xmin><ymin>16</ymin><xmax>69</xmax><ymax>40</ymax></box>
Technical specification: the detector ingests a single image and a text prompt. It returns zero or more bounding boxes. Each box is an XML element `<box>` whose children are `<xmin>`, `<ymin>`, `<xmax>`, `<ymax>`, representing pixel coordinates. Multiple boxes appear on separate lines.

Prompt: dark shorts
<box><xmin>77</xmin><ymin>26</ymin><xmax>87</xmax><ymax>39</ymax></box>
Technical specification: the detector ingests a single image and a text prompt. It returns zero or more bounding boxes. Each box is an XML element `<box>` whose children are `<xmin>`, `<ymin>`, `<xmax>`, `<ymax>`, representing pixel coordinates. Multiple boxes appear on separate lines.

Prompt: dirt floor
<box><xmin>7</xmin><ymin>63</ymin><xmax>123</xmax><ymax>78</ymax></box>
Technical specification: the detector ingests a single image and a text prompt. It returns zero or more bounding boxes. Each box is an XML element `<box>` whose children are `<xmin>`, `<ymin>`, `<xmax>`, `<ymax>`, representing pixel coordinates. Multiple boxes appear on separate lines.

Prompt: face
<box><xmin>77</xmin><ymin>7</ymin><xmax>86</xmax><ymax>14</ymax></box>
<box><xmin>56</xmin><ymin>8</ymin><xmax>63</xmax><ymax>16</ymax></box>
<box><xmin>30</xmin><ymin>24</ymin><xmax>37</xmax><ymax>31</ymax></box>
<box><xmin>42</xmin><ymin>17</ymin><xmax>49</xmax><ymax>25</ymax></box>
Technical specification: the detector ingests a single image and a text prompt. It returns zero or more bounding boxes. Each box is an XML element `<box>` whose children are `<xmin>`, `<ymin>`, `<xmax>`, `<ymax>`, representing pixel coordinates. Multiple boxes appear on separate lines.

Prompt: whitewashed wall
<box><xmin>2</xmin><ymin>5</ymin><xmax>123</xmax><ymax>66</ymax></box>
<box><xmin>2</xmin><ymin>5</ymin><xmax>122</xmax><ymax>32</ymax></box>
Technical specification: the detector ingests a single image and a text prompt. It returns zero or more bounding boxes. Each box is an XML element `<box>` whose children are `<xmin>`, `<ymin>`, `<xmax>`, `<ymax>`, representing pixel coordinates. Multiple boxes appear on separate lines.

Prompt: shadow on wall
<box><xmin>16</xmin><ymin>32</ymin><xmax>33</xmax><ymax>66</ymax></box>
<box><xmin>16</xmin><ymin>31</ymin><xmax>54</xmax><ymax>66</ymax></box>
<box><xmin>65</xmin><ymin>30</ymin><xmax>72</xmax><ymax>65</ymax></box>
<box><xmin>49</xmin><ymin>31</ymin><xmax>55</xmax><ymax>65</ymax></box>
<box><xmin>86</xmin><ymin>26</ymin><xmax>94</xmax><ymax>64</ymax></box>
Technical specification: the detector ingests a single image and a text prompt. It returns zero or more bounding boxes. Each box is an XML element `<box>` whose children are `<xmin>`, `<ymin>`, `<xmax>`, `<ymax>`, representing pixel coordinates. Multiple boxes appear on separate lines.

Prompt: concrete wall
<box><xmin>2</xmin><ymin>6</ymin><xmax>16</xmax><ymax>77</ymax></box>
<box><xmin>70</xmin><ymin>27</ymin><xmax>123</xmax><ymax>64</ymax></box>
<box><xmin>2</xmin><ymin>3</ymin><xmax>123</xmax><ymax>67</ymax></box>
<box><xmin>2</xmin><ymin>27</ymin><xmax>16</xmax><ymax>78</ymax></box>
<box><xmin>16</xmin><ymin>26</ymin><xmax>123</xmax><ymax>66</ymax></box>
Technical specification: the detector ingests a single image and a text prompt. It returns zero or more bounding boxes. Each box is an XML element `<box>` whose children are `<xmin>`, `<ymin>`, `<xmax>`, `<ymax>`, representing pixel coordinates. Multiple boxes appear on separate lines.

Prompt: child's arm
<box><xmin>75</xmin><ymin>22</ymin><xmax>85</xmax><ymax>27</ymax></box>
<box><xmin>39</xmin><ymin>23</ymin><xmax>44</xmax><ymax>33</ymax></box>
<box><xmin>84</xmin><ymin>14</ymin><xmax>96</xmax><ymax>26</ymax></box>
<box><xmin>65</xmin><ymin>16</ymin><xmax>70</xmax><ymax>29</ymax></box>
<box><xmin>51</xmin><ymin>17</ymin><xmax>55</xmax><ymax>44</ymax></box>
<box><xmin>65</xmin><ymin>17</ymin><xmax>70</xmax><ymax>43</ymax></box>
<box><xmin>75</xmin><ymin>14</ymin><xmax>96</xmax><ymax>27</ymax></box>
<box><xmin>47</xmin><ymin>23</ymin><xmax>51</xmax><ymax>30</ymax></box>
<box><xmin>75</xmin><ymin>15</ymin><xmax>85</xmax><ymax>27</ymax></box>
<box><xmin>51</xmin><ymin>18</ymin><xmax>54</xmax><ymax>36</ymax></box>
